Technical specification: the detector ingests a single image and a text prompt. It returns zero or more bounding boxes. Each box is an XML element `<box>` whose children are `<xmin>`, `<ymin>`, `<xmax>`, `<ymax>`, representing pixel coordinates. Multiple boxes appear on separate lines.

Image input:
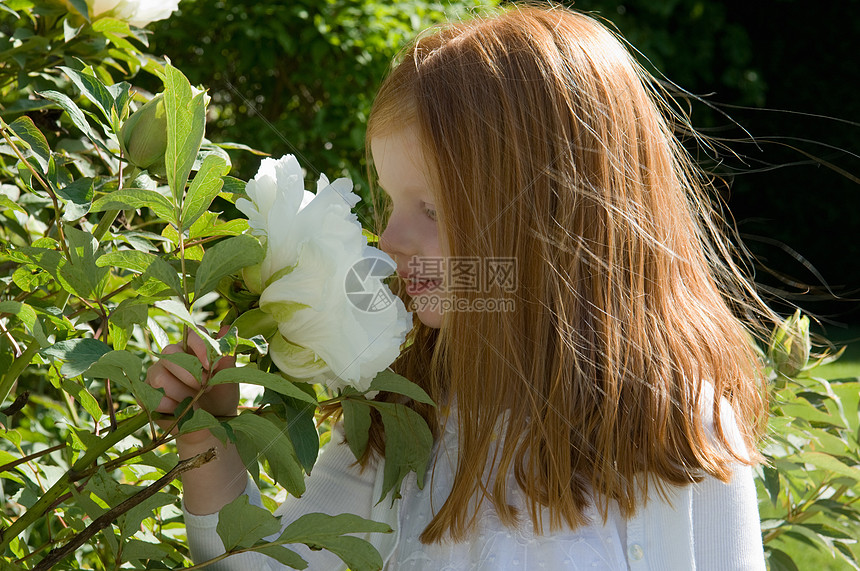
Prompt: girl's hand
<box><xmin>146</xmin><ymin>328</ymin><xmax>238</xmax><ymax>443</ymax></box>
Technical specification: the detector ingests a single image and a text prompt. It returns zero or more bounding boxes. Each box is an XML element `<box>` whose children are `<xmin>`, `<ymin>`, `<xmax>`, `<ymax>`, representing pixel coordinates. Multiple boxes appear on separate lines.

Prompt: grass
<box><xmin>811</xmin><ymin>326</ymin><xmax>860</xmax><ymax>380</ymax></box>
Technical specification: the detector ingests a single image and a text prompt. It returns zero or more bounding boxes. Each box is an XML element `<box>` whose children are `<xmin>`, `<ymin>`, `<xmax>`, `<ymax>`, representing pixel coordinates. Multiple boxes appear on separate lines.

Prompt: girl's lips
<box><xmin>404</xmin><ymin>278</ymin><xmax>442</xmax><ymax>297</ymax></box>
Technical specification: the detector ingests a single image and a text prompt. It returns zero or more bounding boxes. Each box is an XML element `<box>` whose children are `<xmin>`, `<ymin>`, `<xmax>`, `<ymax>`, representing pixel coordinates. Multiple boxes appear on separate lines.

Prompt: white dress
<box><xmin>185</xmin><ymin>397</ymin><xmax>766</xmax><ymax>570</ymax></box>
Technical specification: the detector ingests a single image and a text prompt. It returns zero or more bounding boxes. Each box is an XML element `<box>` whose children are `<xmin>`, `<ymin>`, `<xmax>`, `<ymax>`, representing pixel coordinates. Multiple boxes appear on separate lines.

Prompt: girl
<box><xmin>148</xmin><ymin>5</ymin><xmax>770</xmax><ymax>569</ymax></box>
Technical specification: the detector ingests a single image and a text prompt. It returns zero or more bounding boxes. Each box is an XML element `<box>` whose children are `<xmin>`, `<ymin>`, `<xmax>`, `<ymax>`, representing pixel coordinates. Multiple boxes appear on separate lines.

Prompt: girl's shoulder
<box><xmin>697</xmin><ymin>381</ymin><xmax>754</xmax><ymax>462</ymax></box>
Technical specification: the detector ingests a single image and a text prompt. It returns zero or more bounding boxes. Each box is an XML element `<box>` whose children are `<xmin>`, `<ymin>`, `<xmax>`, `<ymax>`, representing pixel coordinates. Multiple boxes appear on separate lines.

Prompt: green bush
<box><xmin>1</xmin><ymin>2</ymin><xmax>858</xmax><ymax>569</ymax></box>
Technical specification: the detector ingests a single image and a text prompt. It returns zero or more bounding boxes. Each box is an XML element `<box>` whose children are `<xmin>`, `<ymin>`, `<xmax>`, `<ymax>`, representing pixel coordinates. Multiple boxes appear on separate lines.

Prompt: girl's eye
<box><xmin>423</xmin><ymin>205</ymin><xmax>437</xmax><ymax>221</ymax></box>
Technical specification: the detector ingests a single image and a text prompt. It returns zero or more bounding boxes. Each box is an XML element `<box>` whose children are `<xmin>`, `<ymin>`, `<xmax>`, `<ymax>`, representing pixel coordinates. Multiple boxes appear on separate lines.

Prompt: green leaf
<box><xmin>831</xmin><ymin>381</ymin><xmax>860</xmax><ymax>434</ymax></box>
<box><xmin>265</xmin><ymin>389</ymin><xmax>320</xmax><ymax>474</ymax></box>
<box><xmin>0</xmin><ymin>35</ymin><xmax>48</xmax><ymax>62</ymax></box>
<box><xmin>8</xmin><ymin>116</ymin><xmax>51</xmax><ymax>173</ymax></box>
<box><xmin>209</xmin><ymin>367</ymin><xmax>318</xmax><ymax>407</ymax></box>
<box><xmin>178</xmin><ymin>408</ymin><xmax>224</xmax><ymax>437</ymax></box>
<box><xmin>194</xmin><ymin>235</ymin><xmax>264</xmax><ymax>300</ymax></box>
<box><xmin>60</xmin><ymin>226</ymin><xmax>109</xmax><ymax>299</ymax></box>
<box><xmin>65</xmin><ymin>0</ymin><xmax>89</xmax><ymax>19</ymax></box>
<box><xmin>228</xmin><ymin>413</ymin><xmax>305</xmax><ymax>496</ymax></box>
<box><xmin>231</xmin><ymin>308</ymin><xmax>278</xmax><ymax>340</ymax></box>
<box><xmin>342</xmin><ymin>399</ymin><xmax>371</xmax><ymax>461</ymax></box>
<box><xmin>92</xmin><ymin>17</ymin><xmax>132</xmax><ymax>35</ymax></box>
<box><xmin>163</xmin><ymin>64</ymin><xmax>207</xmax><ymax>201</ymax></box>
<box><xmin>55</xmin><ymin>177</ymin><xmax>93</xmax><ymax>221</ymax></box>
<box><xmin>97</xmin><ymin>250</ymin><xmax>182</xmax><ymax>296</ymax></box>
<box><xmin>220</xmin><ymin>176</ymin><xmax>247</xmax><ymax>201</ymax></box>
<box><xmin>767</xmin><ymin>547</ymin><xmax>800</xmax><ymax>571</ymax></box>
<box><xmin>277</xmin><ymin>513</ymin><xmax>391</xmax><ymax>571</ymax></box>
<box><xmin>369</xmin><ymin>370</ymin><xmax>435</xmax><ymax>405</ymax></box>
<box><xmin>107</xmin><ymin>299</ymin><xmax>149</xmax><ymax>351</ymax></box>
<box><xmin>122</xmin><ymin>539</ymin><xmax>172</xmax><ymax>563</ymax></box>
<box><xmin>83</xmin><ymin>349</ymin><xmax>142</xmax><ymax>381</ymax></box>
<box><xmin>777</xmin><ymin>401</ymin><xmax>844</xmax><ymax>429</ymax></box>
<box><xmin>0</xmin><ymin>301</ymin><xmax>37</xmax><ymax>332</ymax></box>
<box><xmin>90</xmin><ymin>188</ymin><xmax>176</xmax><ymax>223</ymax></box>
<box><xmin>761</xmin><ymin>464</ymin><xmax>780</xmax><ymax>506</ymax></box>
<box><xmin>180</xmin><ymin>154</ymin><xmax>229</xmax><ymax>231</ymax></box>
<box><xmin>253</xmin><ymin>545</ymin><xmax>307</xmax><ymax>569</ymax></box>
<box><xmin>158</xmin><ymin>352</ymin><xmax>203</xmax><ymax>383</ymax></box>
<box><xmin>215</xmin><ymin>494</ymin><xmax>281</xmax><ymax>551</ymax></box>
<box><xmin>61</xmin><ymin>379</ymin><xmax>103</xmax><ymax>421</ymax></box>
<box><xmin>796</xmin><ymin>451</ymin><xmax>860</xmax><ymax>482</ymax></box>
<box><xmin>37</xmin><ymin>90</ymin><xmax>108</xmax><ymax>151</ymax></box>
<box><xmin>371</xmin><ymin>402</ymin><xmax>434</xmax><ymax>503</ymax></box>
<box><xmin>151</xmin><ymin>300</ymin><xmax>222</xmax><ymax>363</ymax></box>
<box><xmin>41</xmin><ymin>338</ymin><xmax>112</xmax><ymax>377</ymax></box>
<box><xmin>120</xmin><ymin>491</ymin><xmax>175</xmax><ymax>541</ymax></box>
<box><xmin>833</xmin><ymin>542</ymin><xmax>858</xmax><ymax>566</ymax></box>
<box><xmin>83</xmin><ymin>350</ymin><xmax>163</xmax><ymax>412</ymax></box>
<box><xmin>0</xmin><ymin>194</ymin><xmax>27</xmax><ymax>215</ymax></box>
<box><xmin>190</xmin><ymin>216</ymin><xmax>249</xmax><ymax>240</ymax></box>
<box><xmin>60</xmin><ymin>66</ymin><xmax>115</xmax><ymax>124</ymax></box>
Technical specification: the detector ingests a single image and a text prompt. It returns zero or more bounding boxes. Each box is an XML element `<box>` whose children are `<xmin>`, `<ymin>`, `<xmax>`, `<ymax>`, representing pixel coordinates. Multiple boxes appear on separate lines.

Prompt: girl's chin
<box><xmin>411</xmin><ymin>294</ymin><xmax>444</xmax><ymax>329</ymax></box>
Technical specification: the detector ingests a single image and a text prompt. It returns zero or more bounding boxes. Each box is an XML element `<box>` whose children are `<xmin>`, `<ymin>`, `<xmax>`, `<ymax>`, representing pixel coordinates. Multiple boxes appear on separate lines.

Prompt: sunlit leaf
<box><xmin>163</xmin><ymin>64</ymin><xmax>206</xmax><ymax>201</ymax></box>
<box><xmin>8</xmin><ymin>116</ymin><xmax>51</xmax><ymax>173</ymax></box>
<box><xmin>209</xmin><ymin>367</ymin><xmax>318</xmax><ymax>407</ymax></box>
<box><xmin>215</xmin><ymin>494</ymin><xmax>281</xmax><ymax>551</ymax></box>
<box><xmin>41</xmin><ymin>338</ymin><xmax>112</xmax><ymax>377</ymax></box>
<box><xmin>193</xmin><ymin>235</ymin><xmax>264</xmax><ymax>300</ymax></box>
<box><xmin>180</xmin><ymin>154</ymin><xmax>229</xmax><ymax>231</ymax></box>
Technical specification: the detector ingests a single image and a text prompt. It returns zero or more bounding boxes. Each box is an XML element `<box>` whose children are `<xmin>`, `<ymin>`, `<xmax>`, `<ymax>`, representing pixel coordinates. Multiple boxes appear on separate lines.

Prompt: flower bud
<box><xmin>231</xmin><ymin>308</ymin><xmax>278</xmax><ymax>340</ymax></box>
<box><xmin>269</xmin><ymin>334</ymin><xmax>331</xmax><ymax>381</ymax></box>
<box><xmin>120</xmin><ymin>94</ymin><xmax>167</xmax><ymax>170</ymax></box>
<box><xmin>769</xmin><ymin>310</ymin><xmax>811</xmax><ymax>378</ymax></box>
<box><xmin>242</xmin><ymin>263</ymin><xmax>264</xmax><ymax>296</ymax></box>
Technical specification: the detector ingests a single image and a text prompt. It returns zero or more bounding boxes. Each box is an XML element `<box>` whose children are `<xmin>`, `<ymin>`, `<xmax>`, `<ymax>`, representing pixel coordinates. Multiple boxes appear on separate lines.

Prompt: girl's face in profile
<box><xmin>372</xmin><ymin>125</ymin><xmax>445</xmax><ymax>329</ymax></box>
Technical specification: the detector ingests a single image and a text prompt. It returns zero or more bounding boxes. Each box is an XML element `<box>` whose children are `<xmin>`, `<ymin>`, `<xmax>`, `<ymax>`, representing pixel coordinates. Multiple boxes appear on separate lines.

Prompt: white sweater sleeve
<box><xmin>184</xmin><ymin>425</ymin><xmax>380</xmax><ymax>571</ymax></box>
<box><xmin>692</xmin><ymin>395</ymin><xmax>766</xmax><ymax>570</ymax></box>
<box><xmin>692</xmin><ymin>463</ymin><xmax>766</xmax><ymax>570</ymax></box>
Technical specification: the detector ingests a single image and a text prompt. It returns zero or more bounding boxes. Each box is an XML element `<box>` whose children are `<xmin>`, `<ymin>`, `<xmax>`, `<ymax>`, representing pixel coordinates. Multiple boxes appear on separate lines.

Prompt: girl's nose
<box><xmin>379</xmin><ymin>212</ymin><xmax>408</xmax><ymax>259</ymax></box>
<box><xmin>379</xmin><ymin>230</ymin><xmax>400</xmax><ymax>264</ymax></box>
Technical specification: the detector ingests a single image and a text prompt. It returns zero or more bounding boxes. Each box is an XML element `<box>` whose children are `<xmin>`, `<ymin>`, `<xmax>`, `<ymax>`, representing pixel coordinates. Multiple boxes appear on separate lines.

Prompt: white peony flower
<box><xmin>87</xmin><ymin>0</ymin><xmax>181</xmax><ymax>28</ymax></box>
<box><xmin>237</xmin><ymin>155</ymin><xmax>412</xmax><ymax>393</ymax></box>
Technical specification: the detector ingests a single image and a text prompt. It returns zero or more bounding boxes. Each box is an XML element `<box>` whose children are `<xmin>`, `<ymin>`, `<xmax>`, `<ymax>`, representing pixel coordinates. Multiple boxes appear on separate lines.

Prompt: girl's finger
<box><xmin>148</xmin><ymin>366</ymin><xmax>199</xmax><ymax>405</ymax></box>
<box><xmin>184</xmin><ymin>328</ymin><xmax>211</xmax><ymax>368</ymax></box>
<box><xmin>161</xmin><ymin>360</ymin><xmax>204</xmax><ymax>391</ymax></box>
<box><xmin>160</xmin><ymin>344</ymin><xmax>205</xmax><ymax>389</ymax></box>
<box><xmin>159</xmin><ymin>376</ymin><xmax>199</xmax><ymax>403</ymax></box>
<box><xmin>156</xmin><ymin>394</ymin><xmax>181</xmax><ymax>414</ymax></box>
<box><xmin>212</xmin><ymin>354</ymin><xmax>236</xmax><ymax>375</ymax></box>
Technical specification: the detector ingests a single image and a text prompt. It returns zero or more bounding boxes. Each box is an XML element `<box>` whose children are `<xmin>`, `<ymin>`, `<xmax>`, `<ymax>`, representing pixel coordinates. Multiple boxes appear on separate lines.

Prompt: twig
<box><xmin>0</xmin><ymin>391</ymin><xmax>29</xmax><ymax>416</ymax></box>
<box><xmin>0</xmin><ymin>412</ymin><xmax>149</xmax><ymax>552</ymax></box>
<box><xmin>31</xmin><ymin>448</ymin><xmax>217</xmax><ymax>570</ymax></box>
<box><xmin>0</xmin><ymin>117</ymin><xmax>69</xmax><ymax>258</ymax></box>
<box><xmin>0</xmin><ymin>319</ymin><xmax>22</xmax><ymax>357</ymax></box>
<box><xmin>0</xmin><ymin>442</ymin><xmax>64</xmax><ymax>474</ymax></box>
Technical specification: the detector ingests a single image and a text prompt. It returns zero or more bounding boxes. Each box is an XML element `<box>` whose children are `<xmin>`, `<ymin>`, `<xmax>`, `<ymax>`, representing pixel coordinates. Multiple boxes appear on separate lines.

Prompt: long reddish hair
<box><xmin>365</xmin><ymin>5</ymin><xmax>770</xmax><ymax>543</ymax></box>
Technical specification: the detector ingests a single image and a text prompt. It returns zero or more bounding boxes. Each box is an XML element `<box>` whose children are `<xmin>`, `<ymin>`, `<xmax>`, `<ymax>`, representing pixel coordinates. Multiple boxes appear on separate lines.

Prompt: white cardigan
<box><xmin>185</xmin><ymin>404</ymin><xmax>766</xmax><ymax>570</ymax></box>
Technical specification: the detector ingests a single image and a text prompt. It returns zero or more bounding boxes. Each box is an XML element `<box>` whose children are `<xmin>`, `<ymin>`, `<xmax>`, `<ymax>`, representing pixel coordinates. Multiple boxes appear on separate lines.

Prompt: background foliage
<box><xmin>0</xmin><ymin>1</ymin><xmax>437</xmax><ymax>568</ymax></box>
<box><xmin>1</xmin><ymin>0</ymin><xmax>858</xmax><ymax>569</ymax></box>
<box><xmin>145</xmin><ymin>0</ymin><xmax>860</xmax><ymax>328</ymax></box>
